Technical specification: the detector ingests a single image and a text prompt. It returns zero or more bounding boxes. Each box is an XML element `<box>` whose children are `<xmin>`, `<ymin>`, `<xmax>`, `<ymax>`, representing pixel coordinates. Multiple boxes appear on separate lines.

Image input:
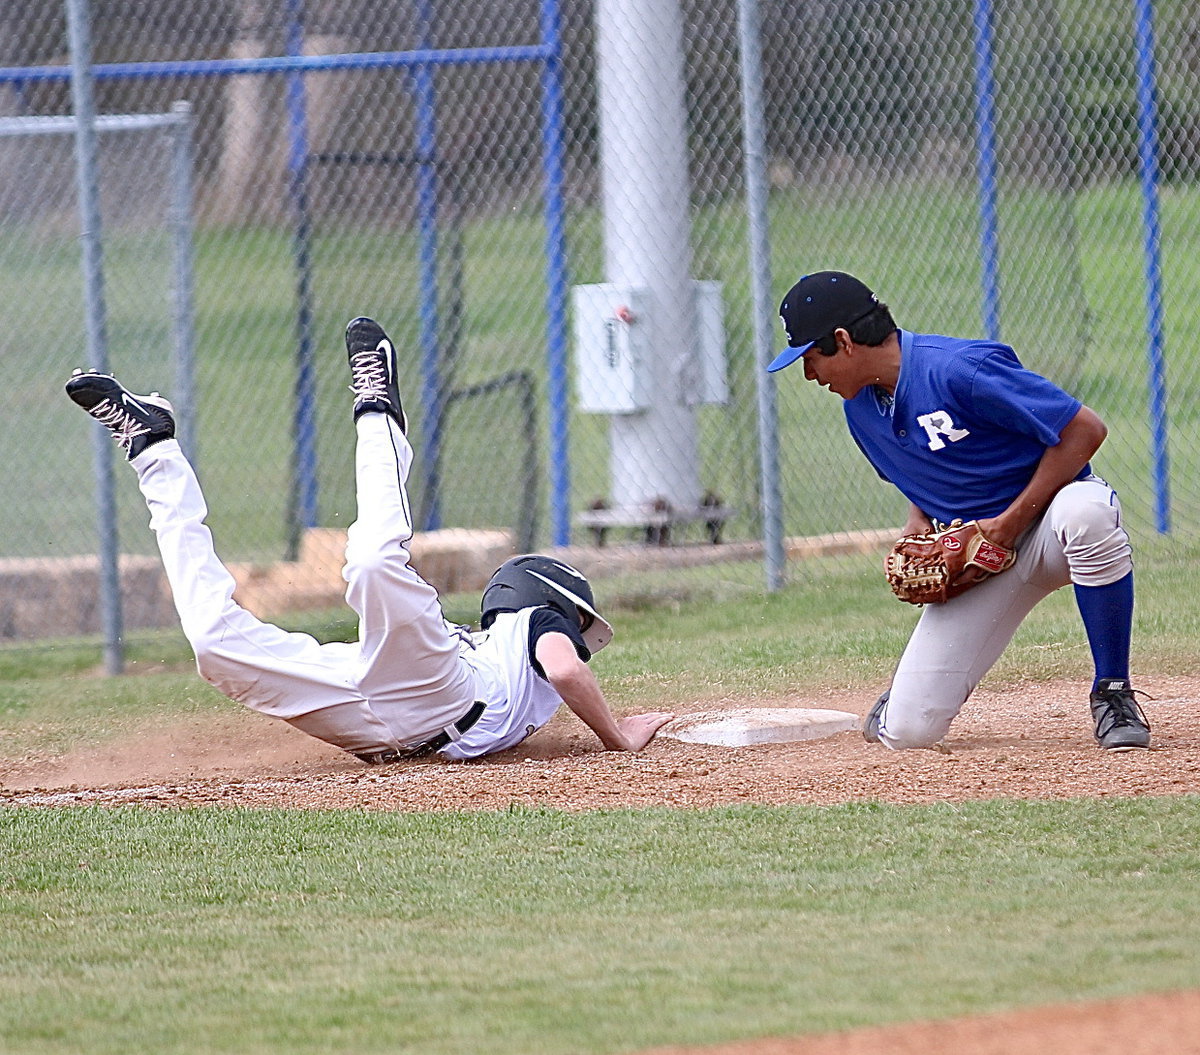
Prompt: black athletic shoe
<box><xmin>345</xmin><ymin>316</ymin><xmax>406</xmax><ymax>431</ymax></box>
<box><xmin>1089</xmin><ymin>678</ymin><xmax>1151</xmax><ymax>751</ymax></box>
<box><xmin>65</xmin><ymin>370</ymin><xmax>175</xmax><ymax>460</ymax></box>
<box><xmin>862</xmin><ymin>690</ymin><xmax>888</xmax><ymax>744</ymax></box>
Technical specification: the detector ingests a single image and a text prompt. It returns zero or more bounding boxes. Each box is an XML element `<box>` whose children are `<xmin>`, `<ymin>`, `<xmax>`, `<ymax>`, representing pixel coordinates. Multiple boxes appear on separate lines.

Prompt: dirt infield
<box><xmin>3</xmin><ymin>673</ymin><xmax>1198</xmax><ymax>1054</ymax></box>
<box><xmin>4</xmin><ymin>673</ymin><xmax>1197</xmax><ymax>809</ymax></box>
<box><xmin>648</xmin><ymin>989</ymin><xmax>1200</xmax><ymax>1055</ymax></box>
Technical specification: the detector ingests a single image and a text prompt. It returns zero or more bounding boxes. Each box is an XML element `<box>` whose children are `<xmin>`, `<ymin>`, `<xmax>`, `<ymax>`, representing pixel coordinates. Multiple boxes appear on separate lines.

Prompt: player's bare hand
<box><xmin>617</xmin><ymin>711</ymin><xmax>676</xmax><ymax>751</ymax></box>
<box><xmin>902</xmin><ymin>508</ymin><xmax>934</xmax><ymax>536</ymax></box>
<box><xmin>975</xmin><ymin>515</ymin><xmax>1019</xmax><ymax>550</ymax></box>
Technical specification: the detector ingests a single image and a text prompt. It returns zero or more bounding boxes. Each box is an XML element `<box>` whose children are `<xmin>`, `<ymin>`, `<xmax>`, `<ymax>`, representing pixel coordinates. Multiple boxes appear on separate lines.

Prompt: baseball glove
<box><xmin>883</xmin><ymin>520</ymin><xmax>1016</xmax><ymax>605</ymax></box>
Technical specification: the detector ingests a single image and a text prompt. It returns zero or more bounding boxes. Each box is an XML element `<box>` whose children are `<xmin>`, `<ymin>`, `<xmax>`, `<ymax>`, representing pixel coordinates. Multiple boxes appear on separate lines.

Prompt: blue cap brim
<box><xmin>767</xmin><ymin>341</ymin><xmax>814</xmax><ymax>373</ymax></box>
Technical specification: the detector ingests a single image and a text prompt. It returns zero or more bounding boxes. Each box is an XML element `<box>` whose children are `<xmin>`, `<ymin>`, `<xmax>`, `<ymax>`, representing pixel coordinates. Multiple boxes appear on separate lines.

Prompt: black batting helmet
<box><xmin>480</xmin><ymin>554</ymin><xmax>613</xmax><ymax>654</ymax></box>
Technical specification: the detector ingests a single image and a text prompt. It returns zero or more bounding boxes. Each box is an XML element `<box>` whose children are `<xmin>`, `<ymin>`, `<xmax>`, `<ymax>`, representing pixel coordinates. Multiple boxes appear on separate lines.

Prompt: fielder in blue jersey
<box><xmin>768</xmin><ymin>271</ymin><xmax>1150</xmax><ymax>751</ymax></box>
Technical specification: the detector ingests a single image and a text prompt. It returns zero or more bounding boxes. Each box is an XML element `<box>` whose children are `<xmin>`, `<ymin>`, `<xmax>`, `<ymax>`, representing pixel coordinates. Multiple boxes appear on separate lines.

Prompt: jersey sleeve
<box><xmin>527</xmin><ymin>606</ymin><xmax>591</xmax><ymax>678</ymax></box>
<box><xmin>967</xmin><ymin>348</ymin><xmax>1082</xmax><ymax>445</ymax></box>
<box><xmin>848</xmin><ymin>424</ymin><xmax>891</xmax><ymax>482</ymax></box>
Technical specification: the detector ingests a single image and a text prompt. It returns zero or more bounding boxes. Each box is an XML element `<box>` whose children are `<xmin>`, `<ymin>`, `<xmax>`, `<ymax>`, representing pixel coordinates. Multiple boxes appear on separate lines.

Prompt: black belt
<box><xmin>354</xmin><ymin>700</ymin><xmax>487</xmax><ymax>765</ymax></box>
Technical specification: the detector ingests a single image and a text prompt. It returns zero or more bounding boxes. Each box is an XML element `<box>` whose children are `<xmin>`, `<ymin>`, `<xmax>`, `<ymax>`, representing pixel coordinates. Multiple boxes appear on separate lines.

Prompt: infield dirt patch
<box><xmin>4</xmin><ymin>673</ymin><xmax>1196</xmax><ymax>810</ymax></box>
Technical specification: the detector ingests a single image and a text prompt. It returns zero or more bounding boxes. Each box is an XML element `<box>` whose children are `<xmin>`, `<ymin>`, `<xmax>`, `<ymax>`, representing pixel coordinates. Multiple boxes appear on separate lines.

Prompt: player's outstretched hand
<box><xmin>617</xmin><ymin>711</ymin><xmax>676</xmax><ymax>751</ymax></box>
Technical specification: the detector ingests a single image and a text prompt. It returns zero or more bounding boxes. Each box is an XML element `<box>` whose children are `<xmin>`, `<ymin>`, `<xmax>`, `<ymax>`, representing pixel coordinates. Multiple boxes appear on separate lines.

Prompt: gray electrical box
<box><xmin>691</xmin><ymin>280</ymin><xmax>728</xmax><ymax>406</ymax></box>
<box><xmin>572</xmin><ymin>283</ymin><xmax>649</xmax><ymax>413</ymax></box>
<box><xmin>573</xmin><ymin>280</ymin><xmax>727</xmax><ymax>413</ymax></box>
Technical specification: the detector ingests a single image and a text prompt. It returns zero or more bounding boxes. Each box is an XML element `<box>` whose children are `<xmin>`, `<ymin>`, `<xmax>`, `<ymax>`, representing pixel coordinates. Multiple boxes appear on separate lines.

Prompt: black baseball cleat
<box><xmin>65</xmin><ymin>371</ymin><xmax>175</xmax><ymax>460</ymax></box>
<box><xmin>1089</xmin><ymin>678</ymin><xmax>1151</xmax><ymax>751</ymax></box>
<box><xmin>345</xmin><ymin>316</ymin><xmax>406</xmax><ymax>432</ymax></box>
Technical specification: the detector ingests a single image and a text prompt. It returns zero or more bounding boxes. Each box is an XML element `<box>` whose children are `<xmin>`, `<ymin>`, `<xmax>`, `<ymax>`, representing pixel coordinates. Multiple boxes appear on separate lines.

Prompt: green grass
<box><xmin>3</xmin><ymin>800</ymin><xmax>1200</xmax><ymax>1054</ymax></box>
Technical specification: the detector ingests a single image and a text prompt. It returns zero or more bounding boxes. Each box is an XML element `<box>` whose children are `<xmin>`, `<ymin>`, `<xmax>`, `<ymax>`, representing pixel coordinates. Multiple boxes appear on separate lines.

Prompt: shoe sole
<box><xmin>67</xmin><ymin>373</ymin><xmax>174</xmax><ymax>416</ymax></box>
<box><xmin>66</xmin><ymin>372</ymin><xmax>122</xmax><ymax>410</ymax></box>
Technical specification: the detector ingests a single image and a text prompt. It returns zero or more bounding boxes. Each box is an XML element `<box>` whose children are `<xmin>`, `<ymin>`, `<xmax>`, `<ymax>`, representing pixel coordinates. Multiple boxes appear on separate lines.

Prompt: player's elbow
<box><xmin>545</xmin><ymin>660</ymin><xmax>591</xmax><ymax>699</ymax></box>
<box><xmin>1067</xmin><ymin>405</ymin><xmax>1108</xmax><ymax>457</ymax></box>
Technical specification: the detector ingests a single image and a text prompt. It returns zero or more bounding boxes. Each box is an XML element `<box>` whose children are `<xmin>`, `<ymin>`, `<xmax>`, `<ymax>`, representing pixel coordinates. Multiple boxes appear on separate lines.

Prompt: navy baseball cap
<box><xmin>767</xmin><ymin>271</ymin><xmax>880</xmax><ymax>373</ymax></box>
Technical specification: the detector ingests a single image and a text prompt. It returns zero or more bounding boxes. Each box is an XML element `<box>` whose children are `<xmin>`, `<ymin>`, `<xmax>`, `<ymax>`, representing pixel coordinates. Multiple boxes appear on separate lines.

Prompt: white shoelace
<box><xmin>89</xmin><ymin>399</ymin><xmax>149</xmax><ymax>452</ymax></box>
<box><xmin>349</xmin><ymin>352</ymin><xmax>390</xmax><ymax>402</ymax></box>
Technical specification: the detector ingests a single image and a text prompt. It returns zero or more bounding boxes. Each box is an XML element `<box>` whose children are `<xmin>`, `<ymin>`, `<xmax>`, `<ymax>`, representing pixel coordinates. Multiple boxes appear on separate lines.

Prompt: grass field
<box><xmin>5</xmin><ymin>799</ymin><xmax>1200</xmax><ymax>1055</ymax></box>
<box><xmin>2</xmin><ymin>540</ymin><xmax>1200</xmax><ymax>1054</ymax></box>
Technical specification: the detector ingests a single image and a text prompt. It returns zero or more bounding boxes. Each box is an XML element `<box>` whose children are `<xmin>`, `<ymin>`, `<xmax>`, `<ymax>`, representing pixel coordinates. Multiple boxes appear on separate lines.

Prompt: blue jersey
<box><xmin>844</xmin><ymin>330</ymin><xmax>1086</xmax><ymax>524</ymax></box>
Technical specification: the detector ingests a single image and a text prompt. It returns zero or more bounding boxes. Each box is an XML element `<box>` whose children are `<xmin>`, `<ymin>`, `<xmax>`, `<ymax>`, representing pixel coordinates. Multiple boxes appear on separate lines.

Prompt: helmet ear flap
<box><xmin>478</xmin><ymin>582</ymin><xmax>515</xmax><ymax>629</ymax></box>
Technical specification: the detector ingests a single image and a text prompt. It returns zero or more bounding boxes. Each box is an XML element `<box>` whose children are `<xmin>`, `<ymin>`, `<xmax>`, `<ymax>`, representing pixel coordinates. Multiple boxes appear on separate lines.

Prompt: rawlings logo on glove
<box><xmin>883</xmin><ymin>520</ymin><xmax>1016</xmax><ymax>605</ymax></box>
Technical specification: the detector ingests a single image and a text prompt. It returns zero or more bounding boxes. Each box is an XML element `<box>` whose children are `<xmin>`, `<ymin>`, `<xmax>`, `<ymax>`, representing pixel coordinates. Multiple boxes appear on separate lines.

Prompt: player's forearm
<box><xmin>578</xmin><ymin>711</ymin><xmax>631</xmax><ymax>752</ymax></box>
<box><xmin>988</xmin><ymin>406</ymin><xmax>1107</xmax><ymax>544</ymax></box>
<box><xmin>555</xmin><ymin>671</ymin><xmax>631</xmax><ymax>750</ymax></box>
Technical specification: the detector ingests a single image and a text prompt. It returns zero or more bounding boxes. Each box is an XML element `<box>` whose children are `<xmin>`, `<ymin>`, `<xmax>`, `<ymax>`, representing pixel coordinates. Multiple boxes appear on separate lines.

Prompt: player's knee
<box><xmin>1073</xmin><ymin>492</ymin><xmax>1121</xmax><ymax>538</ymax></box>
<box><xmin>186</xmin><ymin>623</ymin><xmax>243</xmax><ymax>685</ymax></box>
<box><xmin>1056</xmin><ymin>491</ymin><xmax>1131</xmax><ymax>574</ymax></box>
<box><xmin>343</xmin><ymin>541</ymin><xmax>409</xmax><ymax>585</ymax></box>
<box><xmin>190</xmin><ymin>642</ymin><xmax>258</xmax><ymax>703</ymax></box>
<box><xmin>189</xmin><ymin>630</ymin><xmax>225</xmax><ymax>678</ymax></box>
<box><xmin>181</xmin><ymin>618</ymin><xmax>218</xmax><ymax>659</ymax></box>
<box><xmin>879</xmin><ymin>699</ymin><xmax>955</xmax><ymax>750</ymax></box>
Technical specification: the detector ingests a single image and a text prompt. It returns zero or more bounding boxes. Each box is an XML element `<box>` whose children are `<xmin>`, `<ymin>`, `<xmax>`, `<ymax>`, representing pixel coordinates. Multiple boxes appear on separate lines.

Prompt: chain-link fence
<box><xmin>1</xmin><ymin>0</ymin><xmax>1198</xmax><ymax>650</ymax></box>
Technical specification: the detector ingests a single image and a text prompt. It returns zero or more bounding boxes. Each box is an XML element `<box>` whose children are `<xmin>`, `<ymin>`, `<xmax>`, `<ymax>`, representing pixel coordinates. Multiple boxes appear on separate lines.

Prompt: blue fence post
<box><xmin>971</xmin><ymin>0</ymin><xmax>1001</xmax><ymax>341</ymax></box>
<box><xmin>1133</xmin><ymin>0</ymin><xmax>1171</xmax><ymax>534</ymax></box>
<box><xmin>66</xmin><ymin>0</ymin><xmax>124</xmax><ymax>675</ymax></box>
<box><xmin>539</xmin><ymin>0</ymin><xmax>572</xmax><ymax>548</ymax></box>
<box><xmin>413</xmin><ymin>0</ymin><xmax>443</xmax><ymax>531</ymax></box>
<box><xmin>285</xmin><ymin>0</ymin><xmax>319</xmax><ymax>558</ymax></box>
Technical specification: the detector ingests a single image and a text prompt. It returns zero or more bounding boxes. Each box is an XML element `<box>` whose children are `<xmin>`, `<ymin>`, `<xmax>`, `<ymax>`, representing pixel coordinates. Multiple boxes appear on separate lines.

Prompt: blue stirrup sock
<box><xmin>1074</xmin><ymin>571</ymin><xmax>1134</xmax><ymax>691</ymax></box>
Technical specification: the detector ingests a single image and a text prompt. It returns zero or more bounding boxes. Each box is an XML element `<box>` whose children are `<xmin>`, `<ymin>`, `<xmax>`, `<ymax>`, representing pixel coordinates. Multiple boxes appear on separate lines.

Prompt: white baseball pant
<box><xmin>879</xmin><ymin>476</ymin><xmax>1133</xmax><ymax>749</ymax></box>
<box><xmin>132</xmin><ymin>414</ymin><xmax>478</xmax><ymax>756</ymax></box>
